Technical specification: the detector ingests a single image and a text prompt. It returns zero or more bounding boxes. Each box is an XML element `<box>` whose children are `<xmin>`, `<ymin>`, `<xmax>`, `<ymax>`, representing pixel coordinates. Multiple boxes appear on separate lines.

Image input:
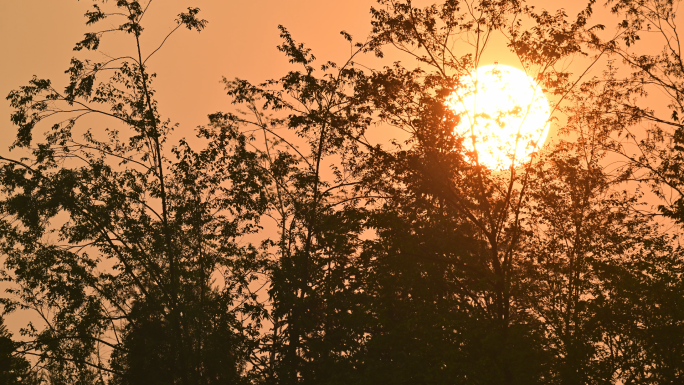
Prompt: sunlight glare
<box><xmin>446</xmin><ymin>64</ymin><xmax>551</xmax><ymax>170</ymax></box>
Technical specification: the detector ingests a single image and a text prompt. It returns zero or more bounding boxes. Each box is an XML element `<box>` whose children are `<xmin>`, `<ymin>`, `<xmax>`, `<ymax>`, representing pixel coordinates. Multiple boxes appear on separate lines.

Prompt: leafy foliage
<box><xmin>2</xmin><ymin>1</ymin><xmax>684</xmax><ymax>385</ymax></box>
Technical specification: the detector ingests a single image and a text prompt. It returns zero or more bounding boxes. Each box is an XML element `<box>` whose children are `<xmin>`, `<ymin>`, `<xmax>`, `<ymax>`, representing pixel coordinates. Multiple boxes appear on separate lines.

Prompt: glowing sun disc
<box><xmin>447</xmin><ymin>64</ymin><xmax>550</xmax><ymax>170</ymax></box>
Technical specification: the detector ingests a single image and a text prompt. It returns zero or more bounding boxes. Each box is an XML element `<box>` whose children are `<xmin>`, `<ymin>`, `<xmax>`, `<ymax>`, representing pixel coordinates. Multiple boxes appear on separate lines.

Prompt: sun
<box><xmin>446</xmin><ymin>64</ymin><xmax>551</xmax><ymax>170</ymax></box>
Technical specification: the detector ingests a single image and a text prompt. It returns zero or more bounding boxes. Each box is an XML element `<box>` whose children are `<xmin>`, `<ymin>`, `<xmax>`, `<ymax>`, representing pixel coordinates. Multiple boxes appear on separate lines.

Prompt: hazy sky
<box><xmin>0</xmin><ymin>0</ymin><xmax>672</xmax><ymax>334</ymax></box>
<box><xmin>0</xmin><ymin>0</ymin><xmax>389</xmax><ymax>334</ymax></box>
<box><xmin>1</xmin><ymin>0</ymin><xmax>601</xmax><ymax>145</ymax></box>
<box><xmin>1</xmin><ymin>1</ymin><xmax>383</xmax><ymax>143</ymax></box>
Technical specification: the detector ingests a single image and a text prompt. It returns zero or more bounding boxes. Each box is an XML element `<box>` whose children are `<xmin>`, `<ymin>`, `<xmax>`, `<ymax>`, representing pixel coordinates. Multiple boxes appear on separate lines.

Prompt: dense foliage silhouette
<box><xmin>1</xmin><ymin>0</ymin><xmax>684</xmax><ymax>384</ymax></box>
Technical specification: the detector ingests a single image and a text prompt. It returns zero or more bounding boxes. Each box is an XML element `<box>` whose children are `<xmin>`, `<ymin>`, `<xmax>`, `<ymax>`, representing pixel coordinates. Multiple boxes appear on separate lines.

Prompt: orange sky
<box><xmin>1</xmin><ymin>1</ymin><xmax>382</xmax><ymax>144</ymax></box>
<box><xmin>0</xmin><ymin>0</ymin><xmax>676</xmax><ymax>334</ymax></box>
<box><xmin>1</xmin><ymin>0</ymin><xmax>603</xmax><ymax>146</ymax></box>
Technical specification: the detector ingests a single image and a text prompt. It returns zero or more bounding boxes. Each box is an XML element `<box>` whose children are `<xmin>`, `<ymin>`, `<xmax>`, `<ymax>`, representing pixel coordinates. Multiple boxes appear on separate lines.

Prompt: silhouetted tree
<box><xmin>331</xmin><ymin>1</ymin><xmax>682</xmax><ymax>383</ymax></box>
<box><xmin>3</xmin><ymin>1</ymin><xmax>684</xmax><ymax>385</ymax></box>
<box><xmin>343</xmin><ymin>1</ymin><xmax>598</xmax><ymax>383</ymax></box>
<box><xmin>569</xmin><ymin>1</ymin><xmax>684</xmax><ymax>379</ymax></box>
<box><xmin>2</xmin><ymin>1</ymin><xmax>265</xmax><ymax>384</ymax></box>
<box><xmin>223</xmin><ymin>26</ymin><xmax>375</xmax><ymax>384</ymax></box>
<box><xmin>0</xmin><ymin>316</ymin><xmax>41</xmax><ymax>385</ymax></box>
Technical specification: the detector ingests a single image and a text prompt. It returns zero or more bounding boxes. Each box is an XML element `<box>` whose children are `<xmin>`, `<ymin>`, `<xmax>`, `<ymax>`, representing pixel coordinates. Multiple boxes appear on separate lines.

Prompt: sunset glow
<box><xmin>447</xmin><ymin>64</ymin><xmax>550</xmax><ymax>170</ymax></box>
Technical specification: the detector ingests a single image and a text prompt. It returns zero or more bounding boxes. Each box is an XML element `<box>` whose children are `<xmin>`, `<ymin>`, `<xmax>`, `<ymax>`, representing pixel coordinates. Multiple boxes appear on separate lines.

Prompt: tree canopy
<box><xmin>2</xmin><ymin>0</ymin><xmax>684</xmax><ymax>384</ymax></box>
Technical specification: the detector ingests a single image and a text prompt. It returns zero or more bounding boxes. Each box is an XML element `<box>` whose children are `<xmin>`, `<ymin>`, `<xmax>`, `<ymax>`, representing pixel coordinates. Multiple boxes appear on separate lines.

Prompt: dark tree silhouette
<box><xmin>0</xmin><ymin>316</ymin><xmax>41</xmax><ymax>385</ymax></box>
<box><xmin>2</xmin><ymin>1</ymin><xmax>684</xmax><ymax>385</ymax></box>
<box><xmin>2</xmin><ymin>2</ymin><xmax>265</xmax><ymax>384</ymax></box>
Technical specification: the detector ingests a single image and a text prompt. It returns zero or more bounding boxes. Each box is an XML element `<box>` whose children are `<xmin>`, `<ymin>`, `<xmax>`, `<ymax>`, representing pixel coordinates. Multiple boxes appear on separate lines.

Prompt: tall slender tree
<box><xmin>1</xmin><ymin>2</ymin><xmax>267</xmax><ymax>383</ymax></box>
<box><xmin>224</xmin><ymin>26</ymin><xmax>374</xmax><ymax>384</ymax></box>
